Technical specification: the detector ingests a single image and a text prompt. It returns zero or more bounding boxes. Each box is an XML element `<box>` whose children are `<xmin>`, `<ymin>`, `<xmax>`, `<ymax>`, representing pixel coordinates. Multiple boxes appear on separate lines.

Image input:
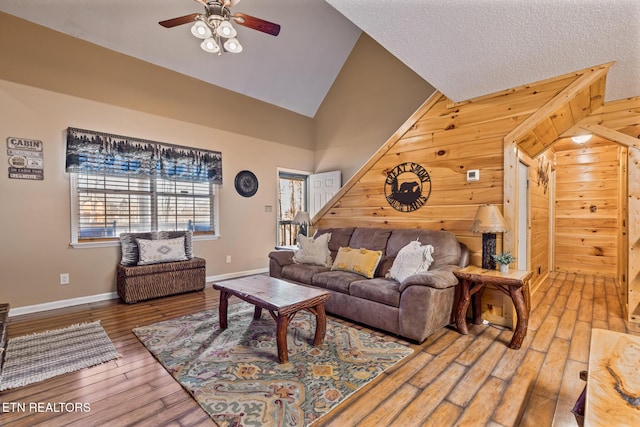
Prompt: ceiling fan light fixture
<box><xmin>201</xmin><ymin>38</ymin><xmax>220</xmax><ymax>53</ymax></box>
<box><xmin>224</xmin><ymin>38</ymin><xmax>243</xmax><ymax>53</ymax></box>
<box><xmin>571</xmin><ymin>134</ymin><xmax>593</xmax><ymax>144</ymax></box>
<box><xmin>191</xmin><ymin>21</ymin><xmax>212</xmax><ymax>39</ymax></box>
<box><xmin>216</xmin><ymin>21</ymin><xmax>237</xmax><ymax>38</ymax></box>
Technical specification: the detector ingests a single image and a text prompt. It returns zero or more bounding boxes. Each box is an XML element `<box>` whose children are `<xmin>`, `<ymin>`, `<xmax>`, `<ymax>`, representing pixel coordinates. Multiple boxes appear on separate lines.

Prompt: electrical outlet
<box><xmin>60</xmin><ymin>273</ymin><xmax>70</xmax><ymax>285</ymax></box>
<box><xmin>226</xmin><ymin>255</ymin><xmax>231</xmax><ymax>264</ymax></box>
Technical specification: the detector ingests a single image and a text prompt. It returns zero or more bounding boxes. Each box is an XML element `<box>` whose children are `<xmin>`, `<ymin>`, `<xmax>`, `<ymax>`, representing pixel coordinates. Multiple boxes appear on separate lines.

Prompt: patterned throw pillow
<box><xmin>136</xmin><ymin>237</ymin><xmax>188</xmax><ymax>265</ymax></box>
<box><xmin>119</xmin><ymin>232</ymin><xmax>155</xmax><ymax>266</ymax></box>
<box><xmin>331</xmin><ymin>247</ymin><xmax>383</xmax><ymax>279</ymax></box>
<box><xmin>387</xmin><ymin>240</ymin><xmax>434</xmax><ymax>283</ymax></box>
<box><xmin>293</xmin><ymin>233</ymin><xmax>332</xmax><ymax>266</ymax></box>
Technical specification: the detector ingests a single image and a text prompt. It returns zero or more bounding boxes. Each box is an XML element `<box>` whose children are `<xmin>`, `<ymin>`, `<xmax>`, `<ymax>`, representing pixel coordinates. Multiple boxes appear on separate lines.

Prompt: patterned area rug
<box><xmin>133</xmin><ymin>303</ymin><xmax>413</xmax><ymax>426</ymax></box>
<box><xmin>0</xmin><ymin>321</ymin><xmax>118</xmax><ymax>391</ymax></box>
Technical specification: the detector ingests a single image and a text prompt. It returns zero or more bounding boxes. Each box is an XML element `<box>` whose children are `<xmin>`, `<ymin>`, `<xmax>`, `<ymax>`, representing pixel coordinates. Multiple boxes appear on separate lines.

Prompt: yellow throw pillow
<box><xmin>331</xmin><ymin>247</ymin><xmax>383</xmax><ymax>279</ymax></box>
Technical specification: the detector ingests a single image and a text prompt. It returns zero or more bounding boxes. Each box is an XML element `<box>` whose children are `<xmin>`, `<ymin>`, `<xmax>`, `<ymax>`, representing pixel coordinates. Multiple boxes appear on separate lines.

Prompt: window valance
<box><xmin>65</xmin><ymin>127</ymin><xmax>223</xmax><ymax>184</ymax></box>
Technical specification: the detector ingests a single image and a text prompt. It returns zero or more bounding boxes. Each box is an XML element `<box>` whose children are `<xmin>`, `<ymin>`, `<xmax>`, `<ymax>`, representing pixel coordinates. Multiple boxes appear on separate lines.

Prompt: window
<box><xmin>66</xmin><ymin>127</ymin><xmax>222</xmax><ymax>245</ymax></box>
<box><xmin>72</xmin><ymin>174</ymin><xmax>217</xmax><ymax>242</ymax></box>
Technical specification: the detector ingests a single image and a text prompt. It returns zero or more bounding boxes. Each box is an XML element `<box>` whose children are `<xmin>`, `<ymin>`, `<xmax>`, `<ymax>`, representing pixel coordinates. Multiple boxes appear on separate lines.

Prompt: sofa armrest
<box><xmin>398</xmin><ymin>265</ymin><xmax>461</xmax><ymax>292</ymax></box>
<box><xmin>268</xmin><ymin>250</ymin><xmax>296</xmax><ymax>278</ymax></box>
<box><xmin>268</xmin><ymin>250</ymin><xmax>296</xmax><ymax>266</ymax></box>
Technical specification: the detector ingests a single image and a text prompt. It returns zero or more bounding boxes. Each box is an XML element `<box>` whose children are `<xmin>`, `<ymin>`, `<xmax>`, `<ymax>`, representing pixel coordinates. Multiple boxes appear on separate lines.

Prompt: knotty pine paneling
<box><xmin>554</xmin><ymin>143</ymin><xmax>621</xmax><ymax>278</ymax></box>
<box><xmin>528</xmin><ymin>150</ymin><xmax>554</xmax><ymax>294</ymax></box>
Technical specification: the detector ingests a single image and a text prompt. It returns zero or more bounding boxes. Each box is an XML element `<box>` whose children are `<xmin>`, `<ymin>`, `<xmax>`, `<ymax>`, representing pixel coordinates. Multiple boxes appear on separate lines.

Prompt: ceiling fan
<box><xmin>159</xmin><ymin>0</ymin><xmax>281</xmax><ymax>55</ymax></box>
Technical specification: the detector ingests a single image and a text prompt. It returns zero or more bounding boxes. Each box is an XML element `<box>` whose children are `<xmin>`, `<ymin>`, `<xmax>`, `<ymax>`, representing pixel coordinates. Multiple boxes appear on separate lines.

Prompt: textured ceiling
<box><xmin>0</xmin><ymin>0</ymin><xmax>362</xmax><ymax>118</ymax></box>
<box><xmin>327</xmin><ymin>0</ymin><xmax>640</xmax><ymax>103</ymax></box>
<box><xmin>1</xmin><ymin>0</ymin><xmax>639</xmax><ymax>118</ymax></box>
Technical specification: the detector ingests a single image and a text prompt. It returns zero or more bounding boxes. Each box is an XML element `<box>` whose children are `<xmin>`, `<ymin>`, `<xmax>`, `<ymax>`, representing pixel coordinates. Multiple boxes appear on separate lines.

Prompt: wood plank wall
<box><xmin>554</xmin><ymin>141</ymin><xmax>621</xmax><ymax>278</ymax></box>
<box><xmin>314</xmin><ymin>76</ymin><xmax>581</xmax><ymax>326</ymax></box>
<box><xmin>528</xmin><ymin>150</ymin><xmax>554</xmax><ymax>293</ymax></box>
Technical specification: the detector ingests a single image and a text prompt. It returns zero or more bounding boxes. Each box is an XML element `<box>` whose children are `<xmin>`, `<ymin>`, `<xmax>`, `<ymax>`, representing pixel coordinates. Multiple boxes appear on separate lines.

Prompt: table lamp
<box><xmin>470</xmin><ymin>204</ymin><xmax>508</xmax><ymax>270</ymax></box>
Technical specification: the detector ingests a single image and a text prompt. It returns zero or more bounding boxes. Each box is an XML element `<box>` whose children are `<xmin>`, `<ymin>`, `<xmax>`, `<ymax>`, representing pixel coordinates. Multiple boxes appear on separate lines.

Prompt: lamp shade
<box><xmin>216</xmin><ymin>21</ymin><xmax>237</xmax><ymax>38</ymax></box>
<box><xmin>200</xmin><ymin>38</ymin><xmax>220</xmax><ymax>53</ymax></box>
<box><xmin>223</xmin><ymin>38</ymin><xmax>243</xmax><ymax>53</ymax></box>
<box><xmin>191</xmin><ymin>21</ymin><xmax>212</xmax><ymax>39</ymax></box>
<box><xmin>470</xmin><ymin>204</ymin><xmax>508</xmax><ymax>233</ymax></box>
<box><xmin>292</xmin><ymin>211</ymin><xmax>311</xmax><ymax>225</ymax></box>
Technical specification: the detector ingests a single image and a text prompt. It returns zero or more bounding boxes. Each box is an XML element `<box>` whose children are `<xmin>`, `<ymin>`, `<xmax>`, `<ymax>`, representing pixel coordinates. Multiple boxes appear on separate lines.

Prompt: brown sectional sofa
<box><xmin>268</xmin><ymin>227</ymin><xmax>469</xmax><ymax>342</ymax></box>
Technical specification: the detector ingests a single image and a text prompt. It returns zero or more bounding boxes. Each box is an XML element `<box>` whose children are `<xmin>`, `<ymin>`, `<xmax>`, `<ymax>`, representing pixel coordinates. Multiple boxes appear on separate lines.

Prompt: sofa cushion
<box><xmin>314</xmin><ymin>227</ymin><xmax>355</xmax><ymax>253</ymax></box>
<box><xmin>312</xmin><ymin>270</ymin><xmax>363</xmax><ymax>294</ymax></box>
<box><xmin>282</xmin><ymin>263</ymin><xmax>329</xmax><ymax>285</ymax></box>
<box><xmin>331</xmin><ymin>247</ymin><xmax>382</xmax><ymax>279</ymax></box>
<box><xmin>349</xmin><ymin>278</ymin><xmax>401</xmax><ymax>307</ymax></box>
<box><xmin>386</xmin><ymin>229</ymin><xmax>423</xmax><ymax>257</ymax></box>
<box><xmin>388</xmin><ymin>241</ymin><xmax>434</xmax><ymax>282</ymax></box>
<box><xmin>417</xmin><ymin>229</ymin><xmax>461</xmax><ymax>268</ymax></box>
<box><xmin>348</xmin><ymin>228</ymin><xmax>392</xmax><ymax>252</ymax></box>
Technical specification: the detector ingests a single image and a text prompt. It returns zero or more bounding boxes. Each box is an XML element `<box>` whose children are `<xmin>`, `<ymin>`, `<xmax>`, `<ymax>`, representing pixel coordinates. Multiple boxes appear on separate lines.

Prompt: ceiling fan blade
<box><xmin>232</xmin><ymin>13</ymin><xmax>281</xmax><ymax>36</ymax></box>
<box><xmin>159</xmin><ymin>13</ymin><xmax>200</xmax><ymax>28</ymax></box>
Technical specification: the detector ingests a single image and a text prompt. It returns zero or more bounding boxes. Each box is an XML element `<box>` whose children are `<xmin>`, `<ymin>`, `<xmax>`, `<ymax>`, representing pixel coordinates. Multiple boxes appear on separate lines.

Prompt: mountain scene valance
<box><xmin>65</xmin><ymin>127</ymin><xmax>222</xmax><ymax>184</ymax></box>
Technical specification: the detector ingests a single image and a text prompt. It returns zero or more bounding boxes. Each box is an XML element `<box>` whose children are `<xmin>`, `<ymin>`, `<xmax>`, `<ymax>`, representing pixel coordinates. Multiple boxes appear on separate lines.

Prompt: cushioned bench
<box><xmin>116</xmin><ymin>231</ymin><xmax>206</xmax><ymax>303</ymax></box>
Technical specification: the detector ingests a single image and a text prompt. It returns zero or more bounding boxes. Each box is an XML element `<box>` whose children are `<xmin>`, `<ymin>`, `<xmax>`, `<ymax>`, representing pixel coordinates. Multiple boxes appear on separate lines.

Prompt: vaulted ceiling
<box><xmin>1</xmin><ymin>0</ymin><xmax>638</xmax><ymax>118</ymax></box>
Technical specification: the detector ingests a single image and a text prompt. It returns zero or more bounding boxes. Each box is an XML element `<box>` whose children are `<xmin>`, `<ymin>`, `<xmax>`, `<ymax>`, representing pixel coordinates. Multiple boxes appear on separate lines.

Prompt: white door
<box><xmin>308</xmin><ymin>171</ymin><xmax>341</xmax><ymax>218</ymax></box>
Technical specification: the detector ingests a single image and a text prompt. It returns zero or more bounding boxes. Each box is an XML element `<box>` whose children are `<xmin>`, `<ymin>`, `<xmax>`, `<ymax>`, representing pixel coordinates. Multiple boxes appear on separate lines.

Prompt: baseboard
<box><xmin>9</xmin><ymin>292</ymin><xmax>119</xmax><ymax>317</ymax></box>
<box><xmin>8</xmin><ymin>267</ymin><xmax>269</xmax><ymax>317</ymax></box>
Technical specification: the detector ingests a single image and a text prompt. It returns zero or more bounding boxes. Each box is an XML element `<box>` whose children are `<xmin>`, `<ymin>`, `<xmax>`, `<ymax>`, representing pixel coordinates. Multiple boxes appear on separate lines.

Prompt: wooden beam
<box><xmin>581</xmin><ymin>123</ymin><xmax>640</xmax><ymax>150</ymax></box>
<box><xmin>504</xmin><ymin>63</ymin><xmax>613</xmax><ymax>145</ymax></box>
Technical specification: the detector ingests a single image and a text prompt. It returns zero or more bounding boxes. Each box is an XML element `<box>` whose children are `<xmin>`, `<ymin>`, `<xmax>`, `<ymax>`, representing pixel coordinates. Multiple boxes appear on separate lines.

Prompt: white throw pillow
<box><xmin>387</xmin><ymin>240</ymin><xmax>434</xmax><ymax>282</ymax></box>
<box><xmin>293</xmin><ymin>233</ymin><xmax>332</xmax><ymax>266</ymax></box>
<box><xmin>136</xmin><ymin>236</ymin><xmax>188</xmax><ymax>265</ymax></box>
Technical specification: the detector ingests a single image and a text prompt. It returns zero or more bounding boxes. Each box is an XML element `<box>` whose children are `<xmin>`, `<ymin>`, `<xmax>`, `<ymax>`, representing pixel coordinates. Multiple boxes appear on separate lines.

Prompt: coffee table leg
<box><xmin>219</xmin><ymin>290</ymin><xmax>230</xmax><ymax>330</ymax></box>
<box><xmin>275</xmin><ymin>312</ymin><xmax>290</xmax><ymax>363</ymax></box>
<box><xmin>312</xmin><ymin>304</ymin><xmax>327</xmax><ymax>347</ymax></box>
<box><xmin>254</xmin><ymin>306</ymin><xmax>262</xmax><ymax>320</ymax></box>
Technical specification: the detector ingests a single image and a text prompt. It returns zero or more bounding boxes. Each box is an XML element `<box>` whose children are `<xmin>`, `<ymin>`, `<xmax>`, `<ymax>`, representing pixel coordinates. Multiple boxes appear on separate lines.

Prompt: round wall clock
<box><xmin>234</xmin><ymin>170</ymin><xmax>259</xmax><ymax>197</ymax></box>
<box><xmin>384</xmin><ymin>162</ymin><xmax>432</xmax><ymax>212</ymax></box>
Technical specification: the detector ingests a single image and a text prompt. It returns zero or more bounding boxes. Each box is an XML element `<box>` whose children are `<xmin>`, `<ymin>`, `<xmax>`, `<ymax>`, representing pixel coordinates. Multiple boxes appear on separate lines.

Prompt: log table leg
<box><xmin>275</xmin><ymin>312</ymin><xmax>293</xmax><ymax>363</ymax></box>
<box><xmin>218</xmin><ymin>290</ymin><xmax>230</xmax><ymax>330</ymax></box>
<box><xmin>456</xmin><ymin>279</ymin><xmax>472</xmax><ymax>334</ymax></box>
<box><xmin>508</xmin><ymin>285</ymin><xmax>530</xmax><ymax>349</ymax></box>
<box><xmin>311</xmin><ymin>303</ymin><xmax>327</xmax><ymax>346</ymax></box>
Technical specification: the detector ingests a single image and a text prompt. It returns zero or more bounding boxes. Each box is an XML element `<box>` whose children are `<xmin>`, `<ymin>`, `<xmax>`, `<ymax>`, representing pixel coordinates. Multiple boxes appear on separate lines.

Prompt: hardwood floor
<box><xmin>1</xmin><ymin>272</ymin><xmax>637</xmax><ymax>426</ymax></box>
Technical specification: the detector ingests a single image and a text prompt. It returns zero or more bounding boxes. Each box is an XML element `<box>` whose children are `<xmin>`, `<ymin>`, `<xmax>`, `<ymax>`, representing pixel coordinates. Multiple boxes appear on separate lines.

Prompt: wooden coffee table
<box><xmin>212</xmin><ymin>276</ymin><xmax>330</xmax><ymax>363</ymax></box>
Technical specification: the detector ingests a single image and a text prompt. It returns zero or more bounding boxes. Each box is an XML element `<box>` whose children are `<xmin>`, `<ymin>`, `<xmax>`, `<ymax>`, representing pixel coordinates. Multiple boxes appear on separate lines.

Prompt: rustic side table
<box><xmin>453</xmin><ymin>265</ymin><xmax>533</xmax><ymax>349</ymax></box>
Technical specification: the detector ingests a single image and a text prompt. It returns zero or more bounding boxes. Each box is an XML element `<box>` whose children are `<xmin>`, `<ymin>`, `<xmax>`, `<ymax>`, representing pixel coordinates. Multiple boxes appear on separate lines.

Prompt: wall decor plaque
<box><xmin>7</xmin><ymin>137</ymin><xmax>44</xmax><ymax>180</ymax></box>
<box><xmin>384</xmin><ymin>162</ymin><xmax>431</xmax><ymax>212</ymax></box>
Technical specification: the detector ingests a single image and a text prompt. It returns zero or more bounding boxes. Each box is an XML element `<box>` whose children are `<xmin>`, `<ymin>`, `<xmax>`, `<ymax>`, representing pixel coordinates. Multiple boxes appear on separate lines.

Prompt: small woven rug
<box><xmin>133</xmin><ymin>303</ymin><xmax>413</xmax><ymax>426</ymax></box>
<box><xmin>0</xmin><ymin>321</ymin><xmax>118</xmax><ymax>391</ymax></box>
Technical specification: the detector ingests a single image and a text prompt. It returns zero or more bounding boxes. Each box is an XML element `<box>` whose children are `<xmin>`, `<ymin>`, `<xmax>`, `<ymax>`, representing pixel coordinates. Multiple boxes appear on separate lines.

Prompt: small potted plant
<box><xmin>492</xmin><ymin>251</ymin><xmax>516</xmax><ymax>273</ymax></box>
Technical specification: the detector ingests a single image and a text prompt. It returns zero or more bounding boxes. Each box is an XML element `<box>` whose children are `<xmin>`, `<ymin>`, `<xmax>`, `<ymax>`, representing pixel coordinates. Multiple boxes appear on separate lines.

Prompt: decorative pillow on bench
<box><xmin>119</xmin><ymin>230</ymin><xmax>194</xmax><ymax>266</ymax></box>
<box><xmin>136</xmin><ymin>236</ymin><xmax>188</xmax><ymax>265</ymax></box>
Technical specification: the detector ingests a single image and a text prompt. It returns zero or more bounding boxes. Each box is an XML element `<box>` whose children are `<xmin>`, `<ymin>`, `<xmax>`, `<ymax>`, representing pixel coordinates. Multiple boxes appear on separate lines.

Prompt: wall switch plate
<box><xmin>60</xmin><ymin>273</ymin><xmax>70</xmax><ymax>285</ymax></box>
<box><xmin>226</xmin><ymin>255</ymin><xmax>231</xmax><ymax>264</ymax></box>
<box><xmin>467</xmin><ymin>169</ymin><xmax>480</xmax><ymax>182</ymax></box>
